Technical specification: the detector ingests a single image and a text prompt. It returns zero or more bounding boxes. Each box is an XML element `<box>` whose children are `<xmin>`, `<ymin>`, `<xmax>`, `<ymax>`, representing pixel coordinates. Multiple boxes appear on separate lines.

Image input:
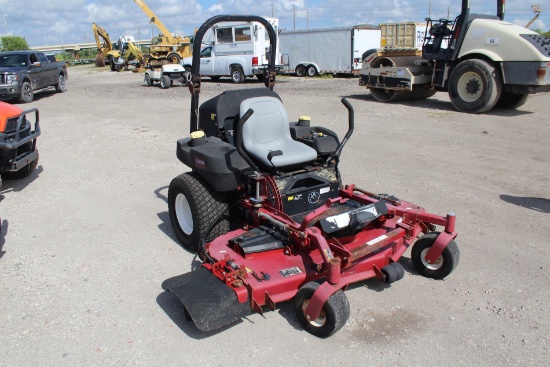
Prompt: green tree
<box><xmin>0</xmin><ymin>36</ymin><xmax>30</xmax><ymax>51</ymax></box>
<box><xmin>534</xmin><ymin>29</ymin><xmax>550</xmax><ymax>37</ymax></box>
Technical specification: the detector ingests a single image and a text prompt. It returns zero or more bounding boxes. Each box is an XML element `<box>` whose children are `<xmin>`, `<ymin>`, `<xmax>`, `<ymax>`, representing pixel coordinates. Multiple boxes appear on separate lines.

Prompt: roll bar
<box><xmin>189</xmin><ymin>15</ymin><xmax>278</xmax><ymax>134</ymax></box>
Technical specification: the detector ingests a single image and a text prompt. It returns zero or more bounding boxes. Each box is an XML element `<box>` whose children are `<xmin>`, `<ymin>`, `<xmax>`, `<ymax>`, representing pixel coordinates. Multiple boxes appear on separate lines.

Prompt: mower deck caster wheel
<box><xmin>168</xmin><ymin>172</ymin><xmax>229</xmax><ymax>252</ymax></box>
<box><xmin>381</xmin><ymin>262</ymin><xmax>404</xmax><ymax>284</ymax></box>
<box><xmin>411</xmin><ymin>232</ymin><xmax>460</xmax><ymax>280</ymax></box>
<box><xmin>293</xmin><ymin>281</ymin><xmax>350</xmax><ymax>338</ymax></box>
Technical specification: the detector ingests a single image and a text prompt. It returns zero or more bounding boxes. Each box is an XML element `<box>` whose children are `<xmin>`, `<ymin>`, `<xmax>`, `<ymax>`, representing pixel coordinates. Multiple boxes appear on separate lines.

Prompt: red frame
<box><xmin>202</xmin><ymin>183</ymin><xmax>457</xmax><ymax>320</ymax></box>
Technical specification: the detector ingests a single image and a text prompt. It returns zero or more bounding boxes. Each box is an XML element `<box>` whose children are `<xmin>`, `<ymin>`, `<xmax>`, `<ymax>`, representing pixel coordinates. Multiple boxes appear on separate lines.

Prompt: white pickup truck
<box><xmin>182</xmin><ymin>17</ymin><xmax>281</xmax><ymax>83</ymax></box>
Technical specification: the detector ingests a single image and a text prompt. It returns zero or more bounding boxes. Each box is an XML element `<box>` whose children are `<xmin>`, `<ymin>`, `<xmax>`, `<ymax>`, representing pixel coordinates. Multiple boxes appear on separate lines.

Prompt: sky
<box><xmin>0</xmin><ymin>0</ymin><xmax>548</xmax><ymax>48</ymax></box>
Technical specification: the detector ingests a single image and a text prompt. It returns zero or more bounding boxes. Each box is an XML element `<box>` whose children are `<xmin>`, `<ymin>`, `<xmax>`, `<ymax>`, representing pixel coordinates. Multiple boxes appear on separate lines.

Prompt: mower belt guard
<box><xmin>162</xmin><ymin>267</ymin><xmax>251</xmax><ymax>332</ymax></box>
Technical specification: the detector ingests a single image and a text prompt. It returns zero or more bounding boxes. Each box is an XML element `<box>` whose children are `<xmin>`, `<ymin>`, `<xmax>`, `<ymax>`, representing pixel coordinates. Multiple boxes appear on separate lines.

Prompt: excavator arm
<box><xmin>92</xmin><ymin>23</ymin><xmax>113</xmax><ymax>53</ymax></box>
<box><xmin>124</xmin><ymin>41</ymin><xmax>144</xmax><ymax>64</ymax></box>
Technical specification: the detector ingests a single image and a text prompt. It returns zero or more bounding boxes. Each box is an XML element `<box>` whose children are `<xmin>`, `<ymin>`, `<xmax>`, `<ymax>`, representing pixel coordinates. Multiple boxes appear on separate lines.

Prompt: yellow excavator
<box><xmin>92</xmin><ymin>22</ymin><xmax>144</xmax><ymax>71</ymax></box>
<box><xmin>132</xmin><ymin>0</ymin><xmax>192</xmax><ymax>64</ymax></box>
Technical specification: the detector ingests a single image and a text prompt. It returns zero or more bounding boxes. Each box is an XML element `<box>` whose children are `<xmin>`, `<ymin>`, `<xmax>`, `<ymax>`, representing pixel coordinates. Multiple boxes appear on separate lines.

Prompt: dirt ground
<box><xmin>1</xmin><ymin>65</ymin><xmax>549</xmax><ymax>366</ymax></box>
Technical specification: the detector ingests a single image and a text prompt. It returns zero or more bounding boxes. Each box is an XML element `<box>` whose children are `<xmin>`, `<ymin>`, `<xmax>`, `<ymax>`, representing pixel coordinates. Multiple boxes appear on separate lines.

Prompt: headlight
<box><xmin>7</xmin><ymin>74</ymin><xmax>19</xmax><ymax>84</ymax></box>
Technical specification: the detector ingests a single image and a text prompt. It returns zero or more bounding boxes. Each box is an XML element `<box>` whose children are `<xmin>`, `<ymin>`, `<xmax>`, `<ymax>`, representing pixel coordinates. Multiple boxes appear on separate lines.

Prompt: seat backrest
<box><xmin>239</xmin><ymin>97</ymin><xmax>317</xmax><ymax>168</ymax></box>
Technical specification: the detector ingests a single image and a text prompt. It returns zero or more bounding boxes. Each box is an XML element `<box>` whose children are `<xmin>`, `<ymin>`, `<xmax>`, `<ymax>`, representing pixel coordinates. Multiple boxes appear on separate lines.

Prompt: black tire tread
<box><xmin>56</xmin><ymin>74</ymin><xmax>66</xmax><ymax>92</ymax></box>
<box><xmin>3</xmin><ymin>155</ymin><xmax>38</xmax><ymax>180</ymax></box>
<box><xmin>168</xmin><ymin>172</ymin><xmax>229</xmax><ymax>252</ymax></box>
<box><xmin>448</xmin><ymin>59</ymin><xmax>501</xmax><ymax>114</ymax></box>
<box><xmin>496</xmin><ymin>91</ymin><xmax>529</xmax><ymax>109</ymax></box>
<box><xmin>293</xmin><ymin>281</ymin><xmax>350</xmax><ymax>338</ymax></box>
<box><xmin>411</xmin><ymin>232</ymin><xmax>460</xmax><ymax>280</ymax></box>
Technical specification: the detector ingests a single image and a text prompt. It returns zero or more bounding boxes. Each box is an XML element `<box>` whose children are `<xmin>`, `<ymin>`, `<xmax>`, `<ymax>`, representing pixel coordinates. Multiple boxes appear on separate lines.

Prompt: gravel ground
<box><xmin>1</xmin><ymin>64</ymin><xmax>549</xmax><ymax>366</ymax></box>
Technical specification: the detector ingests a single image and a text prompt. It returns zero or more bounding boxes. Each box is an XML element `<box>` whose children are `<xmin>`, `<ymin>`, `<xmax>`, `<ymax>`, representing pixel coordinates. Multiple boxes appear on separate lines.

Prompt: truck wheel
<box><xmin>296</xmin><ymin>65</ymin><xmax>306</xmax><ymax>77</ymax></box>
<box><xmin>18</xmin><ymin>81</ymin><xmax>34</xmax><ymax>103</ymax></box>
<box><xmin>294</xmin><ymin>281</ymin><xmax>350</xmax><ymax>338</ymax></box>
<box><xmin>306</xmin><ymin>65</ymin><xmax>317</xmax><ymax>77</ymax></box>
<box><xmin>448</xmin><ymin>59</ymin><xmax>502</xmax><ymax>114</ymax></box>
<box><xmin>144</xmin><ymin>74</ymin><xmax>152</xmax><ymax>86</ymax></box>
<box><xmin>56</xmin><ymin>74</ymin><xmax>66</xmax><ymax>92</ymax></box>
<box><xmin>168</xmin><ymin>172</ymin><xmax>229</xmax><ymax>252</ymax></box>
<box><xmin>160</xmin><ymin>75</ymin><xmax>171</xmax><ymax>89</ymax></box>
<box><xmin>167</xmin><ymin>53</ymin><xmax>181</xmax><ymax>64</ymax></box>
<box><xmin>411</xmin><ymin>232</ymin><xmax>460</xmax><ymax>280</ymax></box>
<box><xmin>184</xmin><ymin>67</ymin><xmax>192</xmax><ymax>84</ymax></box>
<box><xmin>4</xmin><ymin>153</ymin><xmax>39</xmax><ymax>180</ymax></box>
<box><xmin>496</xmin><ymin>92</ymin><xmax>529</xmax><ymax>109</ymax></box>
<box><xmin>230</xmin><ymin>67</ymin><xmax>245</xmax><ymax>83</ymax></box>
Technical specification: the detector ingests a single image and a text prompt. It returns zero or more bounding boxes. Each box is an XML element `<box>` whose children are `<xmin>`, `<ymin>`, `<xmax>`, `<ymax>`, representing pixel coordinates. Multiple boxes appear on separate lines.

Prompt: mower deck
<box><xmin>164</xmin><ymin>185</ymin><xmax>457</xmax><ymax>333</ymax></box>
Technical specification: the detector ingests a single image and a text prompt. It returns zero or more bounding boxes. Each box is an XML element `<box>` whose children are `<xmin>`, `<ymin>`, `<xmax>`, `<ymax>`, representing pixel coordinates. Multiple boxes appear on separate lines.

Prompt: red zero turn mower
<box><xmin>163</xmin><ymin>15</ymin><xmax>460</xmax><ymax>337</ymax></box>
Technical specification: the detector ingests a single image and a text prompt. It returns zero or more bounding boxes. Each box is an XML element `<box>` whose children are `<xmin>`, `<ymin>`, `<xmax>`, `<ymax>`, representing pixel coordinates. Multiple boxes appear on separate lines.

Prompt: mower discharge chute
<box><xmin>163</xmin><ymin>15</ymin><xmax>460</xmax><ymax>338</ymax></box>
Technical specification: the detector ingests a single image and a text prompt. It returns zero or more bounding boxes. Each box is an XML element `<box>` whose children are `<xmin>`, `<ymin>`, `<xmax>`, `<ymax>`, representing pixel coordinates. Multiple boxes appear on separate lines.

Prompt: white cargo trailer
<box><xmin>279</xmin><ymin>25</ymin><xmax>381</xmax><ymax>77</ymax></box>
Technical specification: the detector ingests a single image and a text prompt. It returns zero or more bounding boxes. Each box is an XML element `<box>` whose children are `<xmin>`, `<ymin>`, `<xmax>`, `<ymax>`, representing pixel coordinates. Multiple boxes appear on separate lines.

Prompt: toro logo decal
<box><xmin>308</xmin><ymin>191</ymin><xmax>320</xmax><ymax>204</ymax></box>
<box><xmin>194</xmin><ymin>156</ymin><xmax>206</xmax><ymax>169</ymax></box>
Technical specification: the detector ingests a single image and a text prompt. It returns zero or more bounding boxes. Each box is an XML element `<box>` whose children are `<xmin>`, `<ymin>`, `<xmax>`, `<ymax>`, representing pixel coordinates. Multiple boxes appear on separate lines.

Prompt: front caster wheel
<box><xmin>168</xmin><ymin>172</ymin><xmax>229</xmax><ymax>252</ymax></box>
<box><xmin>411</xmin><ymin>232</ymin><xmax>460</xmax><ymax>280</ymax></box>
<box><xmin>293</xmin><ymin>281</ymin><xmax>350</xmax><ymax>338</ymax></box>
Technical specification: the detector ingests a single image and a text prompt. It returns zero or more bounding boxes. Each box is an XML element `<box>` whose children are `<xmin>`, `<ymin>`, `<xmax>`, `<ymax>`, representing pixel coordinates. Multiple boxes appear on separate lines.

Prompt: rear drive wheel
<box><xmin>168</xmin><ymin>172</ymin><xmax>229</xmax><ymax>252</ymax></box>
<box><xmin>230</xmin><ymin>67</ymin><xmax>245</xmax><ymax>83</ymax></box>
<box><xmin>160</xmin><ymin>75</ymin><xmax>171</xmax><ymax>89</ymax></box>
<box><xmin>295</xmin><ymin>65</ymin><xmax>306</xmax><ymax>77</ymax></box>
<box><xmin>448</xmin><ymin>59</ymin><xmax>502</xmax><ymax>114</ymax></box>
<box><xmin>411</xmin><ymin>232</ymin><xmax>460</xmax><ymax>280</ymax></box>
<box><xmin>56</xmin><ymin>74</ymin><xmax>66</xmax><ymax>92</ymax></box>
<box><xmin>144</xmin><ymin>74</ymin><xmax>152</xmax><ymax>86</ymax></box>
<box><xmin>18</xmin><ymin>81</ymin><xmax>34</xmax><ymax>103</ymax></box>
<box><xmin>294</xmin><ymin>281</ymin><xmax>350</xmax><ymax>338</ymax></box>
<box><xmin>496</xmin><ymin>91</ymin><xmax>529</xmax><ymax>109</ymax></box>
<box><xmin>306</xmin><ymin>65</ymin><xmax>317</xmax><ymax>77</ymax></box>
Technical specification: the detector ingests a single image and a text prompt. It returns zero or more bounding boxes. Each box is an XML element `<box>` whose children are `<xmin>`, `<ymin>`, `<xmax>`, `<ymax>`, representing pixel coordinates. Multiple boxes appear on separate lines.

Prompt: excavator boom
<box><xmin>133</xmin><ymin>0</ymin><xmax>175</xmax><ymax>43</ymax></box>
<box><xmin>92</xmin><ymin>23</ymin><xmax>113</xmax><ymax>53</ymax></box>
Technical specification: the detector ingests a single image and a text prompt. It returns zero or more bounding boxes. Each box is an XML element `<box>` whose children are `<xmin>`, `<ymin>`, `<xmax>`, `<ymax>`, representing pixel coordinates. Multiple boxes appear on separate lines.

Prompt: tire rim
<box><xmin>23</xmin><ymin>85</ymin><xmax>32</xmax><ymax>100</ymax></box>
<box><xmin>302</xmin><ymin>299</ymin><xmax>326</xmax><ymax>327</ymax></box>
<box><xmin>59</xmin><ymin>76</ymin><xmax>65</xmax><ymax>89</ymax></box>
<box><xmin>232</xmin><ymin>70</ymin><xmax>241</xmax><ymax>82</ymax></box>
<box><xmin>457</xmin><ymin>71</ymin><xmax>483</xmax><ymax>102</ymax></box>
<box><xmin>175</xmin><ymin>193</ymin><xmax>193</xmax><ymax>235</ymax></box>
<box><xmin>420</xmin><ymin>248</ymin><xmax>443</xmax><ymax>270</ymax></box>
